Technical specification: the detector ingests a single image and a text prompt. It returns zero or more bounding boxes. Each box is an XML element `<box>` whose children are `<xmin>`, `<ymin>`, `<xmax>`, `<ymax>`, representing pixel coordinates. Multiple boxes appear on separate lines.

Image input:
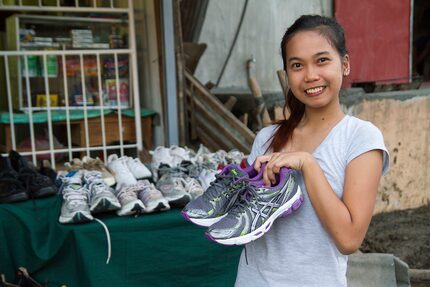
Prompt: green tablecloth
<box><xmin>0</xmin><ymin>196</ymin><xmax>242</xmax><ymax>286</ymax></box>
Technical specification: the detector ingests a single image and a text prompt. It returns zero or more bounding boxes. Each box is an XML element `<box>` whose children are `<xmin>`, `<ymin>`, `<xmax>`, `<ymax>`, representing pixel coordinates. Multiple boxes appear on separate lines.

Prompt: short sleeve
<box><xmin>346</xmin><ymin>121</ymin><xmax>390</xmax><ymax>176</ymax></box>
<box><xmin>246</xmin><ymin>125</ymin><xmax>278</xmax><ymax>165</ymax></box>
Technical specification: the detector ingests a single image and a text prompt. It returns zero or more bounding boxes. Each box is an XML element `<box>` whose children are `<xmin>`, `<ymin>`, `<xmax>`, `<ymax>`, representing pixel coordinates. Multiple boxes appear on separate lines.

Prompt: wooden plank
<box><xmin>185</xmin><ymin>70</ymin><xmax>255</xmax><ymax>143</ymax></box>
<box><xmin>277</xmin><ymin>69</ymin><xmax>289</xmax><ymax>96</ymax></box>
<box><xmin>223</xmin><ymin>96</ymin><xmax>237</xmax><ymax>111</ymax></box>
<box><xmin>192</xmin><ymin>95</ymin><xmax>251</xmax><ymax>152</ymax></box>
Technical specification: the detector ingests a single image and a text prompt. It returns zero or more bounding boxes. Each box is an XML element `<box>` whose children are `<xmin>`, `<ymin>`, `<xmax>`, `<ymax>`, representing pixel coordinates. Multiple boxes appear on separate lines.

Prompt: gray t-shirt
<box><xmin>235</xmin><ymin>115</ymin><xmax>389</xmax><ymax>287</ymax></box>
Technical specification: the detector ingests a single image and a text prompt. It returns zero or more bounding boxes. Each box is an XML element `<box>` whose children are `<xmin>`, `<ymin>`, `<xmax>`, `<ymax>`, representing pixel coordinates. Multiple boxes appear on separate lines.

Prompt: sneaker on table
<box><xmin>59</xmin><ymin>171</ymin><xmax>93</xmax><ymax>224</ymax></box>
<box><xmin>181</xmin><ymin>163</ymin><xmax>263</xmax><ymax>227</ymax></box>
<box><xmin>82</xmin><ymin>156</ymin><xmax>116</xmax><ymax>186</ymax></box>
<box><xmin>169</xmin><ymin>145</ymin><xmax>192</xmax><ymax>167</ymax></box>
<box><xmin>182</xmin><ymin>177</ymin><xmax>204</xmax><ymax>200</ymax></box>
<box><xmin>0</xmin><ymin>154</ymin><xmax>28</xmax><ymax>203</ymax></box>
<box><xmin>115</xmin><ymin>183</ymin><xmax>145</xmax><ymax>216</ymax></box>
<box><xmin>9</xmin><ymin>150</ymin><xmax>57</xmax><ymax>199</ymax></box>
<box><xmin>108</xmin><ymin>154</ymin><xmax>137</xmax><ymax>186</ymax></box>
<box><xmin>205</xmin><ymin>167</ymin><xmax>303</xmax><ymax>246</ymax></box>
<box><xmin>150</xmin><ymin>146</ymin><xmax>174</xmax><ymax>179</ymax></box>
<box><xmin>198</xmin><ymin>168</ymin><xmax>218</xmax><ymax>192</ymax></box>
<box><xmin>83</xmin><ymin>170</ymin><xmax>121</xmax><ymax>214</ymax></box>
<box><xmin>64</xmin><ymin>158</ymin><xmax>84</xmax><ymax>172</ymax></box>
<box><xmin>125</xmin><ymin>156</ymin><xmax>152</xmax><ymax>180</ymax></box>
<box><xmin>156</xmin><ymin>166</ymin><xmax>191</xmax><ymax>207</ymax></box>
<box><xmin>137</xmin><ymin>180</ymin><xmax>170</xmax><ymax>213</ymax></box>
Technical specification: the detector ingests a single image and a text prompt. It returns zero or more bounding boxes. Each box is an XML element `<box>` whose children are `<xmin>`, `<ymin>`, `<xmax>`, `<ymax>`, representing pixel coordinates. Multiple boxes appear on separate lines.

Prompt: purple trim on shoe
<box><xmin>205</xmin><ymin>232</ymin><xmax>215</xmax><ymax>242</ymax></box>
<box><xmin>181</xmin><ymin>210</ymin><xmax>191</xmax><ymax>222</ymax></box>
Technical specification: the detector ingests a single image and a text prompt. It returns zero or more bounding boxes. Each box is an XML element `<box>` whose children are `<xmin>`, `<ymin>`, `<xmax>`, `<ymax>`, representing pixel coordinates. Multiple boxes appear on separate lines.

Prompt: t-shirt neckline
<box><xmin>312</xmin><ymin>115</ymin><xmax>349</xmax><ymax>155</ymax></box>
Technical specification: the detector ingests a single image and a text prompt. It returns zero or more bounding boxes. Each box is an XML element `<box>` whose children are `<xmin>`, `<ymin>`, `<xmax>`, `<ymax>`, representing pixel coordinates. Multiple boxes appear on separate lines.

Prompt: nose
<box><xmin>304</xmin><ymin>66</ymin><xmax>319</xmax><ymax>82</ymax></box>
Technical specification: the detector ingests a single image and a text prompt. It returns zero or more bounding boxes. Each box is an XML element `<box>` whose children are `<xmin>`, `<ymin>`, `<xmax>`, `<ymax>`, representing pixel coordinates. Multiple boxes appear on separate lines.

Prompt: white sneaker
<box><xmin>83</xmin><ymin>171</ymin><xmax>121</xmax><ymax>214</ymax></box>
<box><xmin>169</xmin><ymin>145</ymin><xmax>191</xmax><ymax>167</ymax></box>
<box><xmin>59</xmin><ymin>172</ymin><xmax>93</xmax><ymax>224</ymax></box>
<box><xmin>150</xmin><ymin>146</ymin><xmax>174</xmax><ymax>181</ymax></box>
<box><xmin>136</xmin><ymin>180</ymin><xmax>170</xmax><ymax>213</ymax></box>
<box><xmin>115</xmin><ymin>183</ymin><xmax>145</xmax><ymax>216</ymax></box>
<box><xmin>183</xmin><ymin>177</ymin><xmax>204</xmax><ymax>200</ymax></box>
<box><xmin>108</xmin><ymin>154</ymin><xmax>137</xmax><ymax>186</ymax></box>
<box><xmin>125</xmin><ymin>157</ymin><xmax>152</xmax><ymax>179</ymax></box>
<box><xmin>198</xmin><ymin>168</ymin><xmax>218</xmax><ymax>191</ymax></box>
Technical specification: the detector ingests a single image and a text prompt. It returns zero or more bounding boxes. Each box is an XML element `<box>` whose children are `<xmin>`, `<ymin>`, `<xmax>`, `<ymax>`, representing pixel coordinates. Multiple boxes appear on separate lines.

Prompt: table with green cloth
<box><xmin>0</xmin><ymin>195</ymin><xmax>242</xmax><ymax>286</ymax></box>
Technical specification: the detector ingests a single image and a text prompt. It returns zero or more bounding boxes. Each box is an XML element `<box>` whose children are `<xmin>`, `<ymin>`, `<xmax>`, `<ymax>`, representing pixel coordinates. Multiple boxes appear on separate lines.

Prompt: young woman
<box><xmin>235</xmin><ymin>15</ymin><xmax>389</xmax><ymax>286</ymax></box>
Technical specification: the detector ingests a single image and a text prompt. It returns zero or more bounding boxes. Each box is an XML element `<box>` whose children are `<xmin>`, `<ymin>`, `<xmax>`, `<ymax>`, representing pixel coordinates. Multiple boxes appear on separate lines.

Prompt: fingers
<box><xmin>253</xmin><ymin>155</ymin><xmax>271</xmax><ymax>171</ymax></box>
<box><xmin>263</xmin><ymin>153</ymin><xmax>281</xmax><ymax>186</ymax></box>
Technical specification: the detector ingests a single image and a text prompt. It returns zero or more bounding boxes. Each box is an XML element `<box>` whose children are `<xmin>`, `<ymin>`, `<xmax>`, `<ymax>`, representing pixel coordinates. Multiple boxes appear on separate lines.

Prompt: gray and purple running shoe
<box><xmin>181</xmin><ymin>163</ymin><xmax>263</xmax><ymax>227</ymax></box>
<box><xmin>205</xmin><ymin>167</ymin><xmax>303</xmax><ymax>245</ymax></box>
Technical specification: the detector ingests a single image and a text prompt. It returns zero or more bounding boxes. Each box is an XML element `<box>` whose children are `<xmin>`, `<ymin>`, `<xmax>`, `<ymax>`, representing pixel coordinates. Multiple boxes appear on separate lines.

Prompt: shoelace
<box><xmin>117</xmin><ymin>185</ymin><xmax>140</xmax><ymax>201</ymax></box>
<box><xmin>63</xmin><ymin>189</ymin><xmax>88</xmax><ymax>206</ymax></box>
<box><xmin>228</xmin><ymin>184</ymin><xmax>259</xmax><ymax>218</ymax></box>
<box><xmin>93</xmin><ymin>218</ymin><xmax>111</xmax><ymax>264</ymax></box>
<box><xmin>203</xmin><ymin>173</ymin><xmax>242</xmax><ymax>200</ymax></box>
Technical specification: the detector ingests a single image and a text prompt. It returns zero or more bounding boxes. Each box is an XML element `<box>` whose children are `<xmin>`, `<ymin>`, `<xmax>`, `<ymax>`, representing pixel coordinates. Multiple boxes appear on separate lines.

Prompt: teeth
<box><xmin>306</xmin><ymin>87</ymin><xmax>324</xmax><ymax>94</ymax></box>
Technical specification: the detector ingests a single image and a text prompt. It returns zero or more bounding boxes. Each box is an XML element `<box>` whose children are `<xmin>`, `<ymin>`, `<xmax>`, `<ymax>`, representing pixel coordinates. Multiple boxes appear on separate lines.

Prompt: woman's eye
<box><xmin>291</xmin><ymin>63</ymin><xmax>302</xmax><ymax>69</ymax></box>
<box><xmin>318</xmin><ymin>57</ymin><xmax>329</xmax><ymax>63</ymax></box>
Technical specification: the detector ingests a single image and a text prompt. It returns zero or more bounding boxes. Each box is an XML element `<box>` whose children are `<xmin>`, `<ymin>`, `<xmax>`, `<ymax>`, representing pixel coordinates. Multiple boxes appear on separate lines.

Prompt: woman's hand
<box><xmin>254</xmin><ymin>152</ymin><xmax>314</xmax><ymax>186</ymax></box>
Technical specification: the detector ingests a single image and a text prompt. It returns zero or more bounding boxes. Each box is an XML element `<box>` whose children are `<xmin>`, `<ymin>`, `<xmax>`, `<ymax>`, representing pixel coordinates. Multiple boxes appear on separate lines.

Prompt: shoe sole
<box><xmin>90</xmin><ymin>198</ymin><xmax>121</xmax><ymax>213</ymax></box>
<box><xmin>0</xmin><ymin>192</ymin><xmax>29</xmax><ymax>203</ymax></box>
<box><xmin>206</xmin><ymin>187</ymin><xmax>304</xmax><ymax>245</ymax></box>
<box><xmin>59</xmin><ymin>211</ymin><xmax>93</xmax><ymax>224</ymax></box>
<box><xmin>144</xmin><ymin>200</ymin><xmax>170</xmax><ymax>213</ymax></box>
<box><xmin>165</xmin><ymin>194</ymin><xmax>191</xmax><ymax>208</ymax></box>
<box><xmin>181</xmin><ymin>212</ymin><xmax>227</xmax><ymax>227</ymax></box>
<box><xmin>117</xmin><ymin>200</ymin><xmax>145</xmax><ymax>216</ymax></box>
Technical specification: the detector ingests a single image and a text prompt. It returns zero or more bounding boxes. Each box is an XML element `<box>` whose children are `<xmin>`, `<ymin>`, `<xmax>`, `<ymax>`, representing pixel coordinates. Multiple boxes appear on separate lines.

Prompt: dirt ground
<box><xmin>360</xmin><ymin>204</ymin><xmax>430</xmax><ymax>269</ymax></box>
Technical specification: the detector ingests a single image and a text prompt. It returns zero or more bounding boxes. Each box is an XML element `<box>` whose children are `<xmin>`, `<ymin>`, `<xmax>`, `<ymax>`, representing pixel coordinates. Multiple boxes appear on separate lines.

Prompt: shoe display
<box><xmin>83</xmin><ymin>171</ymin><xmax>121</xmax><ymax>214</ymax></box>
<box><xmin>107</xmin><ymin>154</ymin><xmax>137</xmax><ymax>186</ymax></box>
<box><xmin>169</xmin><ymin>145</ymin><xmax>191</xmax><ymax>167</ymax></box>
<box><xmin>125</xmin><ymin>156</ymin><xmax>152</xmax><ymax>180</ymax></box>
<box><xmin>136</xmin><ymin>180</ymin><xmax>170</xmax><ymax>213</ymax></box>
<box><xmin>59</xmin><ymin>171</ymin><xmax>93</xmax><ymax>224</ymax></box>
<box><xmin>82</xmin><ymin>156</ymin><xmax>116</xmax><ymax>186</ymax></box>
<box><xmin>205</xmin><ymin>167</ymin><xmax>303</xmax><ymax>245</ymax></box>
<box><xmin>115</xmin><ymin>183</ymin><xmax>145</xmax><ymax>216</ymax></box>
<box><xmin>181</xmin><ymin>163</ymin><xmax>263</xmax><ymax>227</ymax></box>
<box><xmin>156</xmin><ymin>165</ymin><xmax>191</xmax><ymax>207</ymax></box>
<box><xmin>0</xmin><ymin>155</ymin><xmax>28</xmax><ymax>203</ymax></box>
<box><xmin>9</xmin><ymin>150</ymin><xmax>57</xmax><ymax>199</ymax></box>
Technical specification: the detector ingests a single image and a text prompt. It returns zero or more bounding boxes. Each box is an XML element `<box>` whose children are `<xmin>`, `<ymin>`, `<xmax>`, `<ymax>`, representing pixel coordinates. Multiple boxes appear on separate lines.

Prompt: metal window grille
<box><xmin>0</xmin><ymin>0</ymin><xmax>142</xmax><ymax>170</ymax></box>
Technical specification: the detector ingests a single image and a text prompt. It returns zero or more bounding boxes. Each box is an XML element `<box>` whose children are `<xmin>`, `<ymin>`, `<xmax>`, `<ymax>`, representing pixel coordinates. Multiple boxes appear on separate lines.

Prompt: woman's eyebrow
<box><xmin>287</xmin><ymin>51</ymin><xmax>330</xmax><ymax>63</ymax></box>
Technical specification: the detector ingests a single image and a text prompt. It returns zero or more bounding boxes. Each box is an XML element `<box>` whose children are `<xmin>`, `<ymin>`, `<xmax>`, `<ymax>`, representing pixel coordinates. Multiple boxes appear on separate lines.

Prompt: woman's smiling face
<box><xmin>285</xmin><ymin>30</ymin><xmax>350</xmax><ymax>109</ymax></box>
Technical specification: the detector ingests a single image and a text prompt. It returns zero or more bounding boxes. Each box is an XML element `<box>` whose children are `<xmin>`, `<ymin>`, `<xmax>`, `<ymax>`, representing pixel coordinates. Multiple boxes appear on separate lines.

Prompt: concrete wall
<box><xmin>194</xmin><ymin>0</ymin><xmax>332</xmax><ymax>92</ymax></box>
<box><xmin>343</xmin><ymin>89</ymin><xmax>430</xmax><ymax>214</ymax></box>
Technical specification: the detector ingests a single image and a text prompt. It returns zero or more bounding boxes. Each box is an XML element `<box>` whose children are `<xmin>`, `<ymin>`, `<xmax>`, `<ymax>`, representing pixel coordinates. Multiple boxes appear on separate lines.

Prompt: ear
<box><xmin>342</xmin><ymin>54</ymin><xmax>350</xmax><ymax>76</ymax></box>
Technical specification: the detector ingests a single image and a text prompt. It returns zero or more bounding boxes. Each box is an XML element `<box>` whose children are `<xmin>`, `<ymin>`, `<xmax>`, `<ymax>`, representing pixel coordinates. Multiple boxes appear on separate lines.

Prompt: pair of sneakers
<box><xmin>107</xmin><ymin>154</ymin><xmax>152</xmax><ymax>187</ymax></box>
<box><xmin>182</xmin><ymin>163</ymin><xmax>303</xmax><ymax>245</ymax></box>
<box><xmin>115</xmin><ymin>179</ymin><xmax>170</xmax><ymax>216</ymax></box>
<box><xmin>59</xmin><ymin>170</ymin><xmax>121</xmax><ymax>224</ymax></box>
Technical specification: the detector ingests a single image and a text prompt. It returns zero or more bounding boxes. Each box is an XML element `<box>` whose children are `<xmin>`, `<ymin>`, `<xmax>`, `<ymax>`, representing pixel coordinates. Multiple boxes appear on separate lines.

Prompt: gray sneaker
<box><xmin>205</xmin><ymin>167</ymin><xmax>303</xmax><ymax>245</ymax></box>
<box><xmin>59</xmin><ymin>172</ymin><xmax>93</xmax><ymax>224</ymax></box>
<box><xmin>156</xmin><ymin>165</ymin><xmax>191</xmax><ymax>207</ymax></box>
<box><xmin>115</xmin><ymin>183</ymin><xmax>146</xmax><ymax>216</ymax></box>
<box><xmin>83</xmin><ymin>171</ymin><xmax>121</xmax><ymax>214</ymax></box>
<box><xmin>137</xmin><ymin>180</ymin><xmax>170</xmax><ymax>213</ymax></box>
<box><xmin>181</xmin><ymin>163</ymin><xmax>262</xmax><ymax>227</ymax></box>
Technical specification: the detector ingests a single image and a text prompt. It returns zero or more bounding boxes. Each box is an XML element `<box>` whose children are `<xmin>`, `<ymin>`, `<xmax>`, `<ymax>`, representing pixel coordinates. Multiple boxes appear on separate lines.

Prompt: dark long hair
<box><xmin>268</xmin><ymin>15</ymin><xmax>348</xmax><ymax>152</ymax></box>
